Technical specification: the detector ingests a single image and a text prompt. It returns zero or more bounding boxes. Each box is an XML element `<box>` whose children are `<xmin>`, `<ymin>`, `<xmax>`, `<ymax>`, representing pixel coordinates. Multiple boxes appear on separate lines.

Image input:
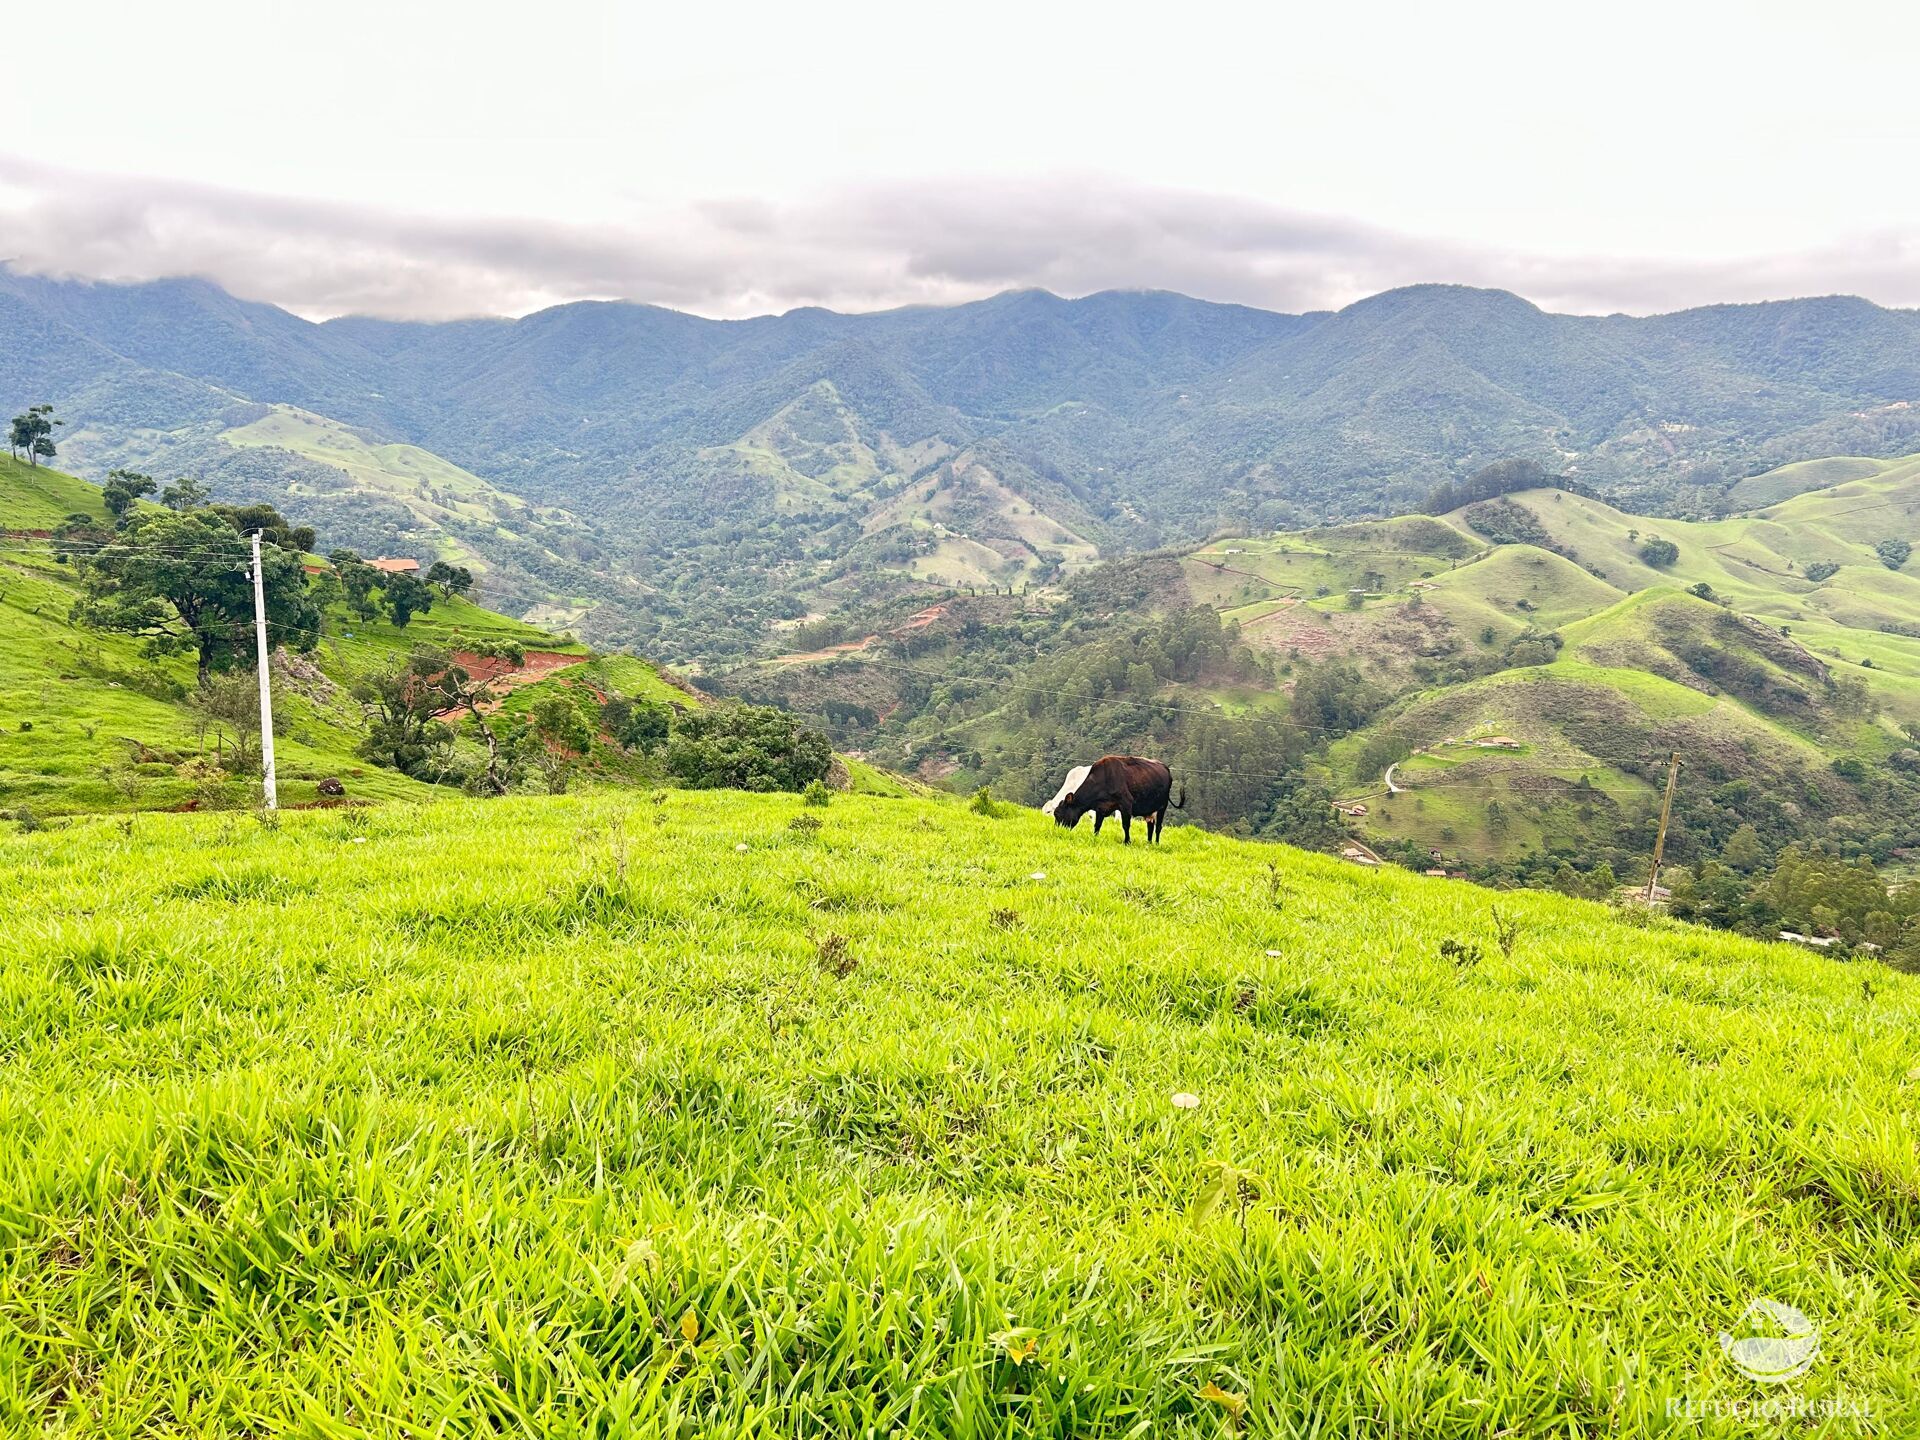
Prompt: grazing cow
<box><xmin>1041</xmin><ymin>764</ymin><xmax>1091</xmax><ymax>817</ymax></box>
<box><xmin>1052</xmin><ymin>755</ymin><xmax>1184</xmax><ymax>843</ymax></box>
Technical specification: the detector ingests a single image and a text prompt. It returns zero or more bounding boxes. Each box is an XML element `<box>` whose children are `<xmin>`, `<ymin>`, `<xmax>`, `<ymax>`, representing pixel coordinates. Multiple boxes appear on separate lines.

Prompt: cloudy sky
<box><xmin>4</xmin><ymin>0</ymin><xmax>1917</xmax><ymax>320</ymax></box>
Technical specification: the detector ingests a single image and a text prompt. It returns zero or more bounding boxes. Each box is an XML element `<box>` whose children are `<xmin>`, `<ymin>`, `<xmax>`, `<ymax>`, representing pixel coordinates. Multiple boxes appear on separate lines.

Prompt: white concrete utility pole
<box><xmin>251</xmin><ymin>531</ymin><xmax>278</xmax><ymax>810</ymax></box>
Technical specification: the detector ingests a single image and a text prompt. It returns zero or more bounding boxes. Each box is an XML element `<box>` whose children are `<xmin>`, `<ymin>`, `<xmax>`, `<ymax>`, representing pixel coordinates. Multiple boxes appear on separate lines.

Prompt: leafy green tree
<box><xmin>214</xmin><ymin>502</ymin><xmax>316</xmax><ymax>554</ymax></box>
<box><xmin>1803</xmin><ymin>560</ymin><xmax>1840</xmax><ymax>582</ymax></box>
<box><xmin>1876</xmin><ymin>538</ymin><xmax>1911</xmax><ymax>571</ymax></box>
<box><xmin>1722</xmin><ymin>822</ymin><xmax>1765</xmax><ymax>871</ymax></box>
<box><xmin>603</xmin><ymin>693</ymin><xmax>671</xmax><ymax>753</ymax></box>
<box><xmin>354</xmin><ymin>641</ymin><xmax>525</xmax><ymax>792</ymax></box>
<box><xmin>102</xmin><ymin>470</ymin><xmax>157</xmax><ymax>523</ymax></box>
<box><xmin>425</xmin><ymin>561</ymin><xmax>474</xmax><ymax>599</ymax></box>
<box><xmin>329</xmin><ymin>551</ymin><xmax>382</xmax><ymax>620</ymax></box>
<box><xmin>518</xmin><ymin>691</ymin><xmax>595</xmax><ymax>793</ymax></box>
<box><xmin>352</xmin><ymin>652</ymin><xmax>457</xmax><ymax>780</ymax></box>
<box><xmin>160</xmin><ymin>476</ymin><xmax>211</xmax><ymax>511</ymax></box>
<box><xmin>665</xmin><ymin>704</ymin><xmax>832</xmax><ymax>792</ymax></box>
<box><xmin>1290</xmin><ymin>659</ymin><xmax>1383</xmax><ymax>736</ymax></box>
<box><xmin>8</xmin><ymin>405</ymin><xmax>61</xmax><ymax>465</ymax></box>
<box><xmin>73</xmin><ymin>510</ymin><xmax>320</xmax><ymax>681</ymax></box>
<box><xmin>382</xmin><ymin>572</ymin><xmax>435</xmax><ymax>628</ymax></box>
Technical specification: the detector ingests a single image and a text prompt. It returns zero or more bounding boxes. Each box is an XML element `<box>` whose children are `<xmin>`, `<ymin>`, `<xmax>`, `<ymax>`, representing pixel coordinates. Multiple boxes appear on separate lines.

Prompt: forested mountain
<box><xmin>8</xmin><ymin>267</ymin><xmax>1920</xmax><ymax>657</ymax></box>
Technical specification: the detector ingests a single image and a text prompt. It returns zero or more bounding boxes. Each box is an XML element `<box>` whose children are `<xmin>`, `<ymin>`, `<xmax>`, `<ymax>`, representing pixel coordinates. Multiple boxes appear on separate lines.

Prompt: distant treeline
<box><xmin>1421</xmin><ymin>459</ymin><xmax>1599</xmax><ymax>515</ymax></box>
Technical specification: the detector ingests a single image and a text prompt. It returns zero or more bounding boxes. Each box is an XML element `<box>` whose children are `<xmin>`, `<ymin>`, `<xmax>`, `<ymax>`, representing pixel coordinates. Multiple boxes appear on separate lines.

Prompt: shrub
<box><xmin>969</xmin><ymin>786</ymin><xmax>1003</xmax><ymax>817</ymax></box>
<box><xmin>802</xmin><ymin>779</ymin><xmax>831</xmax><ymax>807</ymax></box>
<box><xmin>603</xmin><ymin>694</ymin><xmax>671</xmax><ymax>753</ymax></box>
<box><xmin>665</xmin><ymin>703</ymin><xmax>832</xmax><ymax>793</ymax></box>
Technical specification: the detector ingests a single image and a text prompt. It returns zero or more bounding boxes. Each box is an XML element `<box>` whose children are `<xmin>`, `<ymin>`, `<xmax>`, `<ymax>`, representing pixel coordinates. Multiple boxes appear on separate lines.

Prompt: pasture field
<box><xmin>1</xmin><ymin>792</ymin><xmax>1915</xmax><ymax>1435</ymax></box>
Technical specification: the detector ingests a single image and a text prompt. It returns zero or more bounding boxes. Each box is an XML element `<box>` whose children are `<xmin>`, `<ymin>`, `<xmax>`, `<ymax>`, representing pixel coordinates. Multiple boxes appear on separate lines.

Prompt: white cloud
<box><xmin>3</xmin><ymin>157</ymin><xmax>1917</xmax><ymax>322</ymax></box>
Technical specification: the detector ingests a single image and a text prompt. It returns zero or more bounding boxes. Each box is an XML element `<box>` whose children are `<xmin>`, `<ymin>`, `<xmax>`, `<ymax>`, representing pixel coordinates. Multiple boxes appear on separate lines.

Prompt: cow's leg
<box><xmin>1093</xmin><ymin>811</ymin><xmax>1105</xmax><ymax>836</ymax></box>
<box><xmin>1121</xmin><ymin>811</ymin><xmax>1133</xmax><ymax>844</ymax></box>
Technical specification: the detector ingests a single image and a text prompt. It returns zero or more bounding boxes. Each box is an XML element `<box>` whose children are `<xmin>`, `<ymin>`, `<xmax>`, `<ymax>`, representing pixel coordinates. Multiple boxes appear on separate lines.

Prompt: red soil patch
<box><xmin>435</xmin><ymin>649</ymin><xmax>584</xmax><ymax>715</ymax></box>
<box><xmin>891</xmin><ymin>602</ymin><xmax>952</xmax><ymax>633</ymax></box>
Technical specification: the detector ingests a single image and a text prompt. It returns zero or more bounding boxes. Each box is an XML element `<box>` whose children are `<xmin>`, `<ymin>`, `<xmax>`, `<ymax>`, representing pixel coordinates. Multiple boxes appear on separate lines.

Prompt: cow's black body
<box><xmin>1051</xmin><ymin>755</ymin><xmax>1183</xmax><ymax>843</ymax></box>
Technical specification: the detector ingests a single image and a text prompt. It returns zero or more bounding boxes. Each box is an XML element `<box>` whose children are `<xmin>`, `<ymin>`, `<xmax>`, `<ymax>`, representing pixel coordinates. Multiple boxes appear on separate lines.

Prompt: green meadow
<box><xmin>2</xmin><ymin>793</ymin><xmax>1914</xmax><ymax>1435</ymax></box>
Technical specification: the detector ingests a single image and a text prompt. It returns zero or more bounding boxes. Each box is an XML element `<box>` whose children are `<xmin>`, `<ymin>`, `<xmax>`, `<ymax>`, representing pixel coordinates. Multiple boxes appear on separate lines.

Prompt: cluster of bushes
<box><xmin>354</xmin><ymin>644</ymin><xmax>832</xmax><ymax>799</ymax></box>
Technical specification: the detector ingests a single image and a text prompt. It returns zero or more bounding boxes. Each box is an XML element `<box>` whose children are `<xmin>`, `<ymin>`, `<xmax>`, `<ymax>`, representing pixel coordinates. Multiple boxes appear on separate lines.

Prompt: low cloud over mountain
<box><xmin>4</xmin><ymin>156</ymin><xmax>1917</xmax><ymax>322</ymax></box>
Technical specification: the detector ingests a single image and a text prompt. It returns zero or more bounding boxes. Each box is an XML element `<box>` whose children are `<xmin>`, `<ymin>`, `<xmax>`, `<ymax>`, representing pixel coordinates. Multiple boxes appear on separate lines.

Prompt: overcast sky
<box><xmin>5</xmin><ymin>0</ymin><xmax>1918</xmax><ymax>320</ymax></box>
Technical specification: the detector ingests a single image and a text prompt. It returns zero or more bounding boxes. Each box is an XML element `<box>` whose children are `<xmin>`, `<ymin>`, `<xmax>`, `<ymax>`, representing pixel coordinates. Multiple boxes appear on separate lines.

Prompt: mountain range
<box><xmin>8</xmin><ymin>266</ymin><xmax>1920</xmax><ymax>656</ymax></box>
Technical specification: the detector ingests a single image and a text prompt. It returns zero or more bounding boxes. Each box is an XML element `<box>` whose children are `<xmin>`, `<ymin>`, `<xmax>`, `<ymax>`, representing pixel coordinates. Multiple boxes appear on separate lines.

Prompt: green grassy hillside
<box><xmin>1</xmin><ymin>791</ymin><xmax>1914</xmax><ymax>1434</ymax></box>
<box><xmin>1144</xmin><ymin>463</ymin><xmax>1920</xmax><ymax>869</ymax></box>
<box><xmin>0</xmin><ymin>457</ymin><xmax>684</xmax><ymax>817</ymax></box>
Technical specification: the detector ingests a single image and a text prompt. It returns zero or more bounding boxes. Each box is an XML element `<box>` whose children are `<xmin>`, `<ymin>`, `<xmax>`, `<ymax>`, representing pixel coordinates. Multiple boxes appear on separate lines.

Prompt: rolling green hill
<box><xmin>1201</xmin><ymin>469</ymin><xmax>1920</xmax><ymax>869</ymax></box>
<box><xmin>1</xmin><ymin>789</ymin><xmax>1914</xmax><ymax>1432</ymax></box>
<box><xmin>736</xmin><ymin>452</ymin><xmax>1920</xmax><ymax>899</ymax></box>
<box><xmin>0</xmin><ymin>457</ymin><xmax>697</xmax><ymax>818</ymax></box>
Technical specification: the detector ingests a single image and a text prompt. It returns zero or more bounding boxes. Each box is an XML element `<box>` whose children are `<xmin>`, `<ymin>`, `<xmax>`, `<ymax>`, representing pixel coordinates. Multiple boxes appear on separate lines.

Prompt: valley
<box><xmin>11</xmin><ymin>268</ymin><xmax>1920</xmax><ymax>661</ymax></box>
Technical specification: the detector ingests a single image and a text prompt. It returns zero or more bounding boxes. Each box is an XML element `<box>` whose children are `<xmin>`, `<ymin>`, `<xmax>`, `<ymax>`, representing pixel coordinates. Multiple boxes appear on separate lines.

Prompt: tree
<box><xmin>382</xmin><ymin>571</ymin><xmax>435</xmax><ymax>628</ymax></box>
<box><xmin>425</xmin><ymin>561</ymin><xmax>474</xmax><ymax>599</ymax></box>
<box><xmin>353</xmin><ymin>641</ymin><xmax>525</xmax><ymax>792</ymax></box>
<box><xmin>352</xmin><ymin>653</ymin><xmax>457</xmax><ymax>780</ymax></box>
<box><xmin>213</xmin><ymin>502</ymin><xmax>315</xmax><ymax>554</ymax></box>
<box><xmin>101</xmin><ymin>470</ymin><xmax>157</xmax><ymax>524</ymax></box>
<box><xmin>665</xmin><ymin>703</ymin><xmax>832</xmax><ymax>792</ymax></box>
<box><xmin>1638</xmin><ymin>537</ymin><xmax>1680</xmax><ymax>568</ymax></box>
<box><xmin>160</xmin><ymin>476</ymin><xmax>211</xmax><ymax>511</ymax></box>
<box><xmin>8</xmin><ymin>405</ymin><xmax>61</xmax><ymax>466</ymax></box>
<box><xmin>603</xmin><ymin>693</ymin><xmax>671</xmax><ymax>753</ymax></box>
<box><xmin>1876</xmin><ymin>538</ymin><xmax>1911</xmax><ymax>572</ymax></box>
<box><xmin>73</xmin><ymin>510</ymin><xmax>321</xmax><ymax>681</ymax></box>
<box><xmin>518</xmin><ymin>691</ymin><xmax>595</xmax><ymax>794</ymax></box>
<box><xmin>1722</xmin><ymin>822</ymin><xmax>1765</xmax><ymax>872</ymax></box>
<box><xmin>329</xmin><ymin>551</ymin><xmax>382</xmax><ymax>621</ymax></box>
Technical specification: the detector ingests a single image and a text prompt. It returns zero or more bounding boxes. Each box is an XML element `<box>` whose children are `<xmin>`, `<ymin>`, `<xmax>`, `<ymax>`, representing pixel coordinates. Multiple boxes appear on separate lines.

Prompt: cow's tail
<box><xmin>1172</xmin><ymin>782</ymin><xmax>1187</xmax><ymax>810</ymax></box>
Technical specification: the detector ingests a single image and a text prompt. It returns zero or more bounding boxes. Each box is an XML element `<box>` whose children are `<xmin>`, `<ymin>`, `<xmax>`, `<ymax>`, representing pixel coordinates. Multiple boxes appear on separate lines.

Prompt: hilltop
<box><xmin>1</xmin><ymin>789</ymin><xmax>1914</xmax><ymax>1432</ymax></box>
<box><xmin>10</xmin><ymin>269</ymin><xmax>1920</xmax><ymax>656</ymax></box>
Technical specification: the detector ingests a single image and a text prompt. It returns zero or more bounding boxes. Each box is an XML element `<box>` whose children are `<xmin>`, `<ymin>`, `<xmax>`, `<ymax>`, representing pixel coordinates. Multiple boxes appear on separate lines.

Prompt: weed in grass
<box><xmin>990</xmin><ymin>907</ymin><xmax>1021</xmax><ymax>931</ymax></box>
<box><xmin>816</xmin><ymin>931</ymin><xmax>857</xmax><ymax>977</ymax></box>
<box><xmin>788</xmin><ymin>812</ymin><xmax>823</xmax><ymax>836</ymax></box>
<box><xmin>1440</xmin><ymin>935</ymin><xmax>1484</xmax><ymax>968</ymax></box>
<box><xmin>1492</xmin><ymin>906</ymin><xmax>1524</xmax><ymax>956</ymax></box>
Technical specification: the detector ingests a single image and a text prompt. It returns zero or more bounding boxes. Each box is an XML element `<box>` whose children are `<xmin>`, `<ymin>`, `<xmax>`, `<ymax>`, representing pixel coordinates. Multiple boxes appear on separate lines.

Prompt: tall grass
<box><xmin>0</xmin><ymin>793</ymin><xmax>1914</xmax><ymax>1434</ymax></box>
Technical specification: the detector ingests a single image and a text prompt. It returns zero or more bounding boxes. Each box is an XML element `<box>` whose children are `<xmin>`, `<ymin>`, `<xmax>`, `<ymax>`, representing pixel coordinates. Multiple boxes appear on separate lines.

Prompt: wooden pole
<box><xmin>1644</xmin><ymin>751</ymin><xmax>1680</xmax><ymax>902</ymax></box>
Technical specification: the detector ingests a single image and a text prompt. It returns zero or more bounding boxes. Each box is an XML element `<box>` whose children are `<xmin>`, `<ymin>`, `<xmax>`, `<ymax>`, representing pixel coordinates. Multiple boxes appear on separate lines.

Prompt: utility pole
<box><xmin>1644</xmin><ymin>750</ymin><xmax>1680</xmax><ymax>902</ymax></box>
<box><xmin>251</xmin><ymin>531</ymin><xmax>277</xmax><ymax>811</ymax></box>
